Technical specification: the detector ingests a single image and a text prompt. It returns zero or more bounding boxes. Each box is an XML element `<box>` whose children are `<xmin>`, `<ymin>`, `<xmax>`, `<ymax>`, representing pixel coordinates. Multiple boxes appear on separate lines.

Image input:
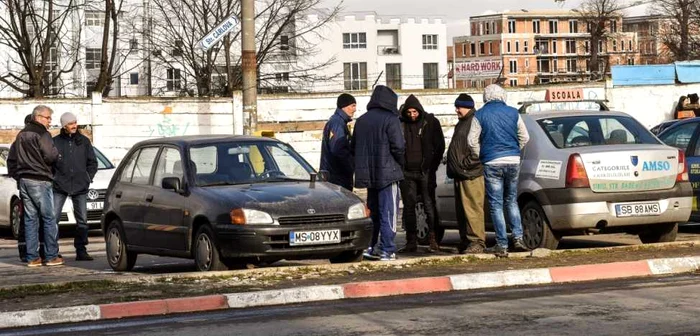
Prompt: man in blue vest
<box><xmin>467</xmin><ymin>84</ymin><xmax>530</xmax><ymax>257</ymax></box>
<box><xmin>320</xmin><ymin>93</ymin><xmax>356</xmax><ymax>191</ymax></box>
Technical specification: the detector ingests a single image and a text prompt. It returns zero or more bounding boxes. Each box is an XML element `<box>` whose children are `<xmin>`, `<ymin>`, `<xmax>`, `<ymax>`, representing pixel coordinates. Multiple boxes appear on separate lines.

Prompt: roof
<box><xmin>525</xmin><ymin>110</ymin><xmax>631</xmax><ymax>120</ymax></box>
<box><xmin>470</xmin><ymin>9</ymin><xmax>614</xmax><ymax>20</ymax></box>
<box><xmin>136</xmin><ymin>135</ymin><xmax>279</xmax><ymax>147</ymax></box>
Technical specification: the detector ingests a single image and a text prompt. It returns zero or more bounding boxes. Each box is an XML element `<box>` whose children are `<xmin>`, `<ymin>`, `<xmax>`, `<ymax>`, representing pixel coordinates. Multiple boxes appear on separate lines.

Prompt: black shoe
<box><xmin>75</xmin><ymin>252</ymin><xmax>94</xmax><ymax>261</ymax></box>
<box><xmin>485</xmin><ymin>245</ymin><xmax>508</xmax><ymax>258</ymax></box>
<box><xmin>512</xmin><ymin>238</ymin><xmax>531</xmax><ymax>253</ymax></box>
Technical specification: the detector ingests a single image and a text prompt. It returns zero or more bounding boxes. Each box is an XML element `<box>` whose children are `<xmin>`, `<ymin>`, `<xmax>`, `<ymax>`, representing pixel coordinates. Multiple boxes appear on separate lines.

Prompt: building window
<box><xmin>598</xmin><ymin>40</ymin><xmax>604</xmax><ymax>53</ymax></box>
<box><xmin>386</xmin><ymin>63</ymin><xmax>401</xmax><ymax>90</ymax></box>
<box><xmin>479</xmin><ymin>42</ymin><xmax>485</xmax><ymax>55</ymax></box>
<box><xmin>508</xmin><ymin>20</ymin><xmax>516</xmax><ymax>33</ymax></box>
<box><xmin>515</xmin><ymin>41</ymin><xmax>520</xmax><ymax>53</ymax></box>
<box><xmin>129</xmin><ymin>73</ymin><xmax>139</xmax><ymax>85</ymax></box>
<box><xmin>509</xmin><ymin>60</ymin><xmax>517</xmax><ymax>74</ymax></box>
<box><xmin>280</xmin><ymin>35</ymin><xmax>290</xmax><ymax>51</ymax></box>
<box><xmin>422</xmin><ymin>34</ymin><xmax>438</xmax><ymax>50</ymax></box>
<box><xmin>552</xmin><ymin>58</ymin><xmax>559</xmax><ymax>72</ymax></box>
<box><xmin>275</xmin><ymin>72</ymin><xmax>290</xmax><ymax>81</ymax></box>
<box><xmin>491</xmin><ymin>22</ymin><xmax>496</xmax><ymax>34</ymax></box>
<box><xmin>585</xmin><ymin>41</ymin><xmax>590</xmax><ymax>53</ymax></box>
<box><xmin>507</xmin><ymin>41</ymin><xmax>511</xmax><ymax>53</ymax></box>
<box><xmin>509</xmin><ymin>78</ymin><xmax>518</xmax><ymax>87</ymax></box>
<box><xmin>533</xmin><ymin>20</ymin><xmax>541</xmax><ymax>34</ymax></box>
<box><xmin>172</xmin><ymin>40</ymin><xmax>183</xmax><ymax>57</ymax></box>
<box><xmin>627</xmin><ymin>58</ymin><xmax>634</xmax><ymax>65</ymax></box>
<box><xmin>565</xmin><ymin>39</ymin><xmax>576</xmax><ymax>54</ymax></box>
<box><xmin>569</xmin><ymin>20</ymin><xmax>578</xmax><ymax>33</ymax></box>
<box><xmin>423</xmin><ymin>63</ymin><xmax>439</xmax><ymax>89</ymax></box>
<box><xmin>479</xmin><ymin>23</ymin><xmax>484</xmax><ymax>35</ymax></box>
<box><xmin>485</xmin><ymin>22</ymin><xmax>491</xmax><ymax>35</ymax></box>
<box><xmin>342</xmin><ymin>33</ymin><xmax>367</xmax><ymax>49</ymax></box>
<box><xmin>566</xmin><ymin>58</ymin><xmax>577</xmax><ymax>72</ymax></box>
<box><xmin>166</xmin><ymin>68</ymin><xmax>181</xmax><ymax>91</ymax></box>
<box><xmin>535</xmin><ymin>39</ymin><xmax>548</xmax><ymax>54</ymax></box>
<box><xmin>85</xmin><ymin>48</ymin><xmax>101</xmax><ymax>70</ymax></box>
<box><xmin>610</xmin><ymin>20</ymin><xmax>617</xmax><ymax>33</ymax></box>
<box><xmin>85</xmin><ymin>11</ymin><xmax>104</xmax><ymax>27</ymax></box>
<box><xmin>524</xmin><ymin>40</ymin><xmax>529</xmax><ymax>53</ymax></box>
<box><xmin>129</xmin><ymin>39</ymin><xmax>138</xmax><ymax>50</ymax></box>
<box><xmin>525</xmin><ymin>59</ymin><xmax>530</xmax><ymax>68</ymax></box>
<box><xmin>470</xmin><ymin>43</ymin><xmax>476</xmax><ymax>56</ymax></box>
<box><xmin>549</xmin><ymin>20</ymin><xmax>558</xmax><ymax>34</ymax></box>
<box><xmin>612</xmin><ymin>40</ymin><xmax>617</xmax><ymax>52</ymax></box>
<box><xmin>552</xmin><ymin>40</ymin><xmax>557</xmax><ymax>54</ymax></box>
<box><xmin>489</xmin><ymin>42</ymin><xmax>493</xmax><ymax>55</ymax></box>
<box><xmin>537</xmin><ymin>59</ymin><xmax>550</xmax><ymax>73</ymax></box>
<box><xmin>621</xmin><ymin>39</ymin><xmax>625</xmax><ymax>51</ymax></box>
<box><xmin>462</xmin><ymin>44</ymin><xmax>467</xmax><ymax>56</ymax></box>
<box><xmin>628</xmin><ymin>40</ymin><xmax>633</xmax><ymax>51</ymax></box>
<box><xmin>343</xmin><ymin>62</ymin><xmax>367</xmax><ymax>90</ymax></box>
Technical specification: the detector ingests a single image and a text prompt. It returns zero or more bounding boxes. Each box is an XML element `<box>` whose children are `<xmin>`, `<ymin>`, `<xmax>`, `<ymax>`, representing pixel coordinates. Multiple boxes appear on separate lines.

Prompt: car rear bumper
<box><xmin>214</xmin><ymin>219</ymin><xmax>373</xmax><ymax>259</ymax></box>
<box><xmin>538</xmin><ymin>182</ymin><xmax>693</xmax><ymax>230</ymax></box>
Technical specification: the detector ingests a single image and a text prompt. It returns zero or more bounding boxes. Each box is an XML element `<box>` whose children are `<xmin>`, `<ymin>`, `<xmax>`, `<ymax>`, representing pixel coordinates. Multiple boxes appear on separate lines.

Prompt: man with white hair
<box><xmin>467</xmin><ymin>84</ymin><xmax>530</xmax><ymax>257</ymax></box>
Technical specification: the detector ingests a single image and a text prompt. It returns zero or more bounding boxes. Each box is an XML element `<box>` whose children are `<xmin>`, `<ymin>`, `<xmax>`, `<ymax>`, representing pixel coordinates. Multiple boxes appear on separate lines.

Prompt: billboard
<box><xmin>454</xmin><ymin>59</ymin><xmax>502</xmax><ymax>79</ymax></box>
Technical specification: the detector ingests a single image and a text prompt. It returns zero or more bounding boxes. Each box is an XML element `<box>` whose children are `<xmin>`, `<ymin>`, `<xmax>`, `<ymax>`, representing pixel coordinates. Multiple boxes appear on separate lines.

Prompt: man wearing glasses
<box><xmin>8</xmin><ymin>105</ymin><xmax>62</xmax><ymax>267</ymax></box>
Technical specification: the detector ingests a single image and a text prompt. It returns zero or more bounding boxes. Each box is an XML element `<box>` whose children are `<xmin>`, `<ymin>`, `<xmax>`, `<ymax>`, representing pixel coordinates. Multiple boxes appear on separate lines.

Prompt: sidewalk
<box><xmin>1</xmin><ymin>242</ymin><xmax>700</xmax><ymax>329</ymax></box>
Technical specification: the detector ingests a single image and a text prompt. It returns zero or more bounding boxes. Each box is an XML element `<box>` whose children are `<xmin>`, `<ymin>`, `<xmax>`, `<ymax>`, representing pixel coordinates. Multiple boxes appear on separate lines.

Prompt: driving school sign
<box><xmin>197</xmin><ymin>14</ymin><xmax>240</xmax><ymax>52</ymax></box>
<box><xmin>454</xmin><ymin>59</ymin><xmax>502</xmax><ymax>79</ymax></box>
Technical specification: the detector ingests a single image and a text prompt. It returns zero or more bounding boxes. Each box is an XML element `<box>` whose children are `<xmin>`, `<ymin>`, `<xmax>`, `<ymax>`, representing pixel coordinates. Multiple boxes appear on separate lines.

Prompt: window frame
<box><xmin>342</xmin><ymin>32</ymin><xmax>367</xmax><ymax>49</ymax></box>
<box><xmin>422</xmin><ymin>34</ymin><xmax>438</xmax><ymax>50</ymax></box>
<box><xmin>343</xmin><ymin>62</ymin><xmax>368</xmax><ymax>90</ymax></box>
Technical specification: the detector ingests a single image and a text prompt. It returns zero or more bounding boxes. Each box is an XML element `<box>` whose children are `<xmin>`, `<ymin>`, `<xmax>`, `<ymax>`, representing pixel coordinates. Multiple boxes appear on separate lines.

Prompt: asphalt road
<box><xmin>7</xmin><ymin>274</ymin><xmax>700</xmax><ymax>336</ymax></box>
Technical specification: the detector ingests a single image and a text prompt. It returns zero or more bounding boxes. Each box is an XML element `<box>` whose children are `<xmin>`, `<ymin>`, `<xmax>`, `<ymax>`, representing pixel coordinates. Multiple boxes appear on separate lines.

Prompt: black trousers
<box><xmin>400</xmin><ymin>171</ymin><xmax>436</xmax><ymax>234</ymax></box>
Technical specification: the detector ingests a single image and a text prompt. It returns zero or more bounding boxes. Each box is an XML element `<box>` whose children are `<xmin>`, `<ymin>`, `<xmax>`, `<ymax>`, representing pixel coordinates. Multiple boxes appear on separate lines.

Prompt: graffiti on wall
<box><xmin>147</xmin><ymin>106</ymin><xmax>190</xmax><ymax>137</ymax></box>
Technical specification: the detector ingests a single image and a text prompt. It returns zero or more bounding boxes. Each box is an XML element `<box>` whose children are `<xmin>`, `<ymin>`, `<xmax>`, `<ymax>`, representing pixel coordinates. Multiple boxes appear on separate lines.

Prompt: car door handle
<box><xmin>115</xmin><ymin>191</ymin><xmax>122</xmax><ymax>198</ymax></box>
<box><xmin>146</xmin><ymin>194</ymin><xmax>154</xmax><ymax>202</ymax></box>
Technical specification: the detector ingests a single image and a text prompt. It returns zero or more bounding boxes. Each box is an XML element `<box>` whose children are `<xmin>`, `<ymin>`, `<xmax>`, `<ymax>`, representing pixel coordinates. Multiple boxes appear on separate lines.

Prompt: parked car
<box><xmin>0</xmin><ymin>144</ymin><xmax>116</xmax><ymax>238</ymax></box>
<box><xmin>102</xmin><ymin>135</ymin><xmax>372</xmax><ymax>272</ymax></box>
<box><xmin>422</xmin><ymin>110</ymin><xmax>692</xmax><ymax>250</ymax></box>
<box><xmin>650</xmin><ymin>119</ymin><xmax>680</xmax><ymax>136</ymax></box>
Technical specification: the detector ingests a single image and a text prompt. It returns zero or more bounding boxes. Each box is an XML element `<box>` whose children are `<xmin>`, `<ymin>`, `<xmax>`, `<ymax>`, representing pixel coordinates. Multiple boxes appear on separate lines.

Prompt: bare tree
<box><xmin>0</xmin><ymin>0</ymin><xmax>83</xmax><ymax>97</ymax></box>
<box><xmin>148</xmin><ymin>0</ymin><xmax>340</xmax><ymax>97</ymax></box>
<box><xmin>577</xmin><ymin>0</ymin><xmax>624</xmax><ymax>79</ymax></box>
<box><xmin>650</xmin><ymin>0</ymin><xmax>700</xmax><ymax>61</ymax></box>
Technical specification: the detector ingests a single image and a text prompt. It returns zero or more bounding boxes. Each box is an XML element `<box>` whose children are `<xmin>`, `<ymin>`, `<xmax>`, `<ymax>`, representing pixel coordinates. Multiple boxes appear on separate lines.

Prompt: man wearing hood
<box><xmin>398</xmin><ymin>94</ymin><xmax>445</xmax><ymax>253</ymax></box>
<box><xmin>468</xmin><ymin>84</ymin><xmax>530</xmax><ymax>257</ymax></box>
<box><xmin>53</xmin><ymin>112</ymin><xmax>97</xmax><ymax>261</ymax></box>
<box><xmin>320</xmin><ymin>93</ymin><xmax>356</xmax><ymax>191</ymax></box>
<box><xmin>353</xmin><ymin>85</ymin><xmax>405</xmax><ymax>261</ymax></box>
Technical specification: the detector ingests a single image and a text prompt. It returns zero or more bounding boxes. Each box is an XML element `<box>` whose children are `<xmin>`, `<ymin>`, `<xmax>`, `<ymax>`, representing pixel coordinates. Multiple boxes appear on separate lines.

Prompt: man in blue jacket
<box><xmin>353</xmin><ymin>85</ymin><xmax>405</xmax><ymax>261</ymax></box>
<box><xmin>468</xmin><ymin>84</ymin><xmax>530</xmax><ymax>257</ymax></box>
<box><xmin>320</xmin><ymin>93</ymin><xmax>356</xmax><ymax>191</ymax></box>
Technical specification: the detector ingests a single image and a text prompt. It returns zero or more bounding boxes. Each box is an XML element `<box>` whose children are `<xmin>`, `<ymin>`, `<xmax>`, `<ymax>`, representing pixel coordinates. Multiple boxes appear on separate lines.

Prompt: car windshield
<box><xmin>537</xmin><ymin>115</ymin><xmax>660</xmax><ymax>149</ymax></box>
<box><xmin>94</xmin><ymin>148</ymin><xmax>115</xmax><ymax>170</ymax></box>
<box><xmin>189</xmin><ymin>141</ymin><xmax>314</xmax><ymax>187</ymax></box>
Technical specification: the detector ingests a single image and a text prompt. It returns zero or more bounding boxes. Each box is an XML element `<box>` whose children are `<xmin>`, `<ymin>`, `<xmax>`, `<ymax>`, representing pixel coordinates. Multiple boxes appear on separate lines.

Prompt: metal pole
<box><xmin>241</xmin><ymin>0</ymin><xmax>257</xmax><ymax>135</ymax></box>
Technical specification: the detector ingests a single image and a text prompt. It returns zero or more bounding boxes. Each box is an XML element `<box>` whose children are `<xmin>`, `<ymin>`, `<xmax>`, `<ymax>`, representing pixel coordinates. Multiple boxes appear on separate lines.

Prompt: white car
<box><xmin>0</xmin><ymin>144</ymin><xmax>116</xmax><ymax>239</ymax></box>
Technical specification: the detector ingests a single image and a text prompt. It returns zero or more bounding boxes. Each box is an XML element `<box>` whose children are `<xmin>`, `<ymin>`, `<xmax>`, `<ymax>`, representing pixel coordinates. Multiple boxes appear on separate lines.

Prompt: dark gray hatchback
<box><xmin>102</xmin><ymin>135</ymin><xmax>372</xmax><ymax>272</ymax></box>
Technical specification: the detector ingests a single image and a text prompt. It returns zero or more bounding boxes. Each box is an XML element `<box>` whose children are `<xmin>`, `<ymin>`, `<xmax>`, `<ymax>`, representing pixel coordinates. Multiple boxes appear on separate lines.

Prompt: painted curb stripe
<box><xmin>647</xmin><ymin>256</ymin><xmax>700</xmax><ymax>275</ymax></box>
<box><xmin>0</xmin><ymin>305</ymin><xmax>100</xmax><ymax>329</ymax></box>
<box><xmin>449</xmin><ymin>269</ymin><xmax>553</xmax><ymax>290</ymax></box>
<box><xmin>99</xmin><ymin>295</ymin><xmax>228</xmax><ymax>319</ymax></box>
<box><xmin>342</xmin><ymin>277</ymin><xmax>453</xmax><ymax>298</ymax></box>
<box><xmin>549</xmin><ymin>260</ymin><xmax>651</xmax><ymax>283</ymax></box>
<box><xmin>226</xmin><ymin>285</ymin><xmax>344</xmax><ymax>309</ymax></box>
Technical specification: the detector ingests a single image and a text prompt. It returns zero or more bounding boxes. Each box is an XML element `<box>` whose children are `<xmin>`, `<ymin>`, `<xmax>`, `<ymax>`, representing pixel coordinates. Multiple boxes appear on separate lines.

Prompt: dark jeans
<box><xmin>19</xmin><ymin>179</ymin><xmax>59</xmax><ymax>262</ymax></box>
<box><xmin>400</xmin><ymin>171</ymin><xmax>435</xmax><ymax>234</ymax></box>
<box><xmin>54</xmin><ymin>191</ymin><xmax>89</xmax><ymax>254</ymax></box>
<box><xmin>483</xmin><ymin>164</ymin><xmax>524</xmax><ymax>248</ymax></box>
<box><xmin>367</xmin><ymin>182</ymin><xmax>400</xmax><ymax>254</ymax></box>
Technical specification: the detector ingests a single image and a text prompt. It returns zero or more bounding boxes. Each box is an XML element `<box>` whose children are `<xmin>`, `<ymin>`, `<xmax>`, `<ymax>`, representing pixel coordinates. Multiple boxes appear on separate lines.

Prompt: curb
<box><xmin>2</xmin><ymin>255</ymin><xmax>700</xmax><ymax>329</ymax></box>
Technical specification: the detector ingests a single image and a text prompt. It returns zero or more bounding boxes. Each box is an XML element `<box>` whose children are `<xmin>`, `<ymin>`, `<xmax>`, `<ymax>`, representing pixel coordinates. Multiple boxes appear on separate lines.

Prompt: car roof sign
<box><xmin>545</xmin><ymin>88</ymin><xmax>584</xmax><ymax>102</ymax></box>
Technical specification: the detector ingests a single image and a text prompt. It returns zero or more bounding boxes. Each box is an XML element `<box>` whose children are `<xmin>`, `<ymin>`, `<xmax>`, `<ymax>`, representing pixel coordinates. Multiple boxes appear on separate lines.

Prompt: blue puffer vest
<box><xmin>474</xmin><ymin>100</ymin><xmax>520</xmax><ymax>163</ymax></box>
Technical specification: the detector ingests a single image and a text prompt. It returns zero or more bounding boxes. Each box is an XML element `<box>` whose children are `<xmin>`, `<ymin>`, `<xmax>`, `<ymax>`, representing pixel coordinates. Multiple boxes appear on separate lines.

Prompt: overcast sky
<box><xmin>322</xmin><ymin>0</ymin><xmax>651</xmax><ymax>42</ymax></box>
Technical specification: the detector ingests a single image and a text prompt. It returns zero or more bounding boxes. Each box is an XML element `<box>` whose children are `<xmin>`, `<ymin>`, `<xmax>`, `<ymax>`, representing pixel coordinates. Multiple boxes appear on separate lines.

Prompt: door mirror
<box><xmin>0</xmin><ymin>167</ymin><xmax>7</xmax><ymax>176</ymax></box>
<box><xmin>162</xmin><ymin>177</ymin><xmax>182</xmax><ymax>193</ymax></box>
<box><xmin>317</xmin><ymin>170</ymin><xmax>330</xmax><ymax>182</ymax></box>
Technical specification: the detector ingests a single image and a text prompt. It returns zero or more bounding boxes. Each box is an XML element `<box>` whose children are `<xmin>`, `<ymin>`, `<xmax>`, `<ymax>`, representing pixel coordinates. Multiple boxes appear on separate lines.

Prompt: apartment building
<box><xmin>623</xmin><ymin>15</ymin><xmax>673</xmax><ymax>65</ymax></box>
<box><xmin>453</xmin><ymin>10</ymin><xmax>640</xmax><ymax>88</ymax></box>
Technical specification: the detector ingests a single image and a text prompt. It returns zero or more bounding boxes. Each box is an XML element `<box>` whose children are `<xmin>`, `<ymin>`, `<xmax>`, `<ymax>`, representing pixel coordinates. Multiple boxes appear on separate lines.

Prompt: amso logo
<box><xmin>641</xmin><ymin>161</ymin><xmax>671</xmax><ymax>172</ymax></box>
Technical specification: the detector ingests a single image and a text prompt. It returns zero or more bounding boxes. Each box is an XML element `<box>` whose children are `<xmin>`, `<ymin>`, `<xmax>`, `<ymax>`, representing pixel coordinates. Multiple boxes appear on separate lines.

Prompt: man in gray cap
<box><xmin>53</xmin><ymin>112</ymin><xmax>97</xmax><ymax>261</ymax></box>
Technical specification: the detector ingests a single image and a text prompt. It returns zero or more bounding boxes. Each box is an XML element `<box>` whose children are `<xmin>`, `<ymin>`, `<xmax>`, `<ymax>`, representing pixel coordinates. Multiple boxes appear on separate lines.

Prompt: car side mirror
<box><xmin>162</xmin><ymin>177</ymin><xmax>182</xmax><ymax>193</ymax></box>
<box><xmin>317</xmin><ymin>170</ymin><xmax>330</xmax><ymax>182</ymax></box>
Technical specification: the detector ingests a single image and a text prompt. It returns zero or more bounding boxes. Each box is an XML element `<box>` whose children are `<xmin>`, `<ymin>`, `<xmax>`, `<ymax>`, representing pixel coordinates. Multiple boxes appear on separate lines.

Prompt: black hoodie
<box><xmin>400</xmin><ymin>94</ymin><xmax>446</xmax><ymax>174</ymax></box>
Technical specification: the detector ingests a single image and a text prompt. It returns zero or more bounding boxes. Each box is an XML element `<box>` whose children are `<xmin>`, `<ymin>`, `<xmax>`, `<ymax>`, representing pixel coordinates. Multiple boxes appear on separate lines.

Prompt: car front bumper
<box><xmin>56</xmin><ymin>198</ymin><xmax>102</xmax><ymax>227</ymax></box>
<box><xmin>214</xmin><ymin>219</ymin><xmax>373</xmax><ymax>259</ymax></box>
<box><xmin>538</xmin><ymin>182</ymin><xmax>693</xmax><ymax>230</ymax></box>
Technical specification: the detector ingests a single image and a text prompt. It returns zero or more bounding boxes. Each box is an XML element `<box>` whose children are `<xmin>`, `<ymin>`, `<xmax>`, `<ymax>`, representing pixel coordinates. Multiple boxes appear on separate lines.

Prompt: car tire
<box><xmin>521</xmin><ymin>200</ymin><xmax>560</xmax><ymax>250</ymax></box>
<box><xmin>193</xmin><ymin>225</ymin><xmax>228</xmax><ymax>272</ymax></box>
<box><xmin>416</xmin><ymin>202</ymin><xmax>445</xmax><ymax>245</ymax></box>
<box><xmin>106</xmin><ymin>220</ymin><xmax>137</xmax><ymax>272</ymax></box>
<box><xmin>10</xmin><ymin>198</ymin><xmax>21</xmax><ymax>240</ymax></box>
<box><xmin>329</xmin><ymin>249</ymin><xmax>364</xmax><ymax>263</ymax></box>
<box><xmin>639</xmin><ymin>222</ymin><xmax>678</xmax><ymax>244</ymax></box>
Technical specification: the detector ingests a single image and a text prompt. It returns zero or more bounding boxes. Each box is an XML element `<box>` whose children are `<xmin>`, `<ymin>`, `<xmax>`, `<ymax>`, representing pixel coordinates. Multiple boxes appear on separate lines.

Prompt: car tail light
<box><xmin>677</xmin><ymin>150</ymin><xmax>688</xmax><ymax>182</ymax></box>
<box><xmin>566</xmin><ymin>154</ymin><xmax>590</xmax><ymax>188</ymax></box>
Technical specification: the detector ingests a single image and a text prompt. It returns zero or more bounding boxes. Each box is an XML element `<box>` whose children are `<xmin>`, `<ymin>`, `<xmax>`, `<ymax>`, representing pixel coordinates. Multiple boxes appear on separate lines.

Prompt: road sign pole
<box><xmin>241</xmin><ymin>0</ymin><xmax>257</xmax><ymax>135</ymax></box>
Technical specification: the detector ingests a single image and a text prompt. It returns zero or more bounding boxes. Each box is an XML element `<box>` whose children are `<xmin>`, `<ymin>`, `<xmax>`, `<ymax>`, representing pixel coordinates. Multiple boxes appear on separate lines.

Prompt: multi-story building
<box><xmin>623</xmin><ymin>15</ymin><xmax>674</xmax><ymax>65</ymax></box>
<box><xmin>453</xmin><ymin>10</ymin><xmax>640</xmax><ymax>89</ymax></box>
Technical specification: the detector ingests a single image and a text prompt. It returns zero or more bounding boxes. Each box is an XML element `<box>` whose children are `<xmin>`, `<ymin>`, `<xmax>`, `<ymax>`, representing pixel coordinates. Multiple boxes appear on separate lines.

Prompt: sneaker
<box><xmin>461</xmin><ymin>243</ymin><xmax>486</xmax><ymax>254</ymax></box>
<box><xmin>27</xmin><ymin>259</ymin><xmax>42</xmax><ymax>267</ymax></box>
<box><xmin>362</xmin><ymin>247</ymin><xmax>380</xmax><ymax>261</ymax></box>
<box><xmin>379</xmin><ymin>252</ymin><xmax>397</xmax><ymax>261</ymax></box>
<box><xmin>45</xmin><ymin>257</ymin><xmax>65</xmax><ymax>266</ymax></box>
<box><xmin>485</xmin><ymin>245</ymin><xmax>509</xmax><ymax>258</ymax></box>
<box><xmin>75</xmin><ymin>252</ymin><xmax>94</xmax><ymax>261</ymax></box>
<box><xmin>512</xmin><ymin>238</ymin><xmax>531</xmax><ymax>253</ymax></box>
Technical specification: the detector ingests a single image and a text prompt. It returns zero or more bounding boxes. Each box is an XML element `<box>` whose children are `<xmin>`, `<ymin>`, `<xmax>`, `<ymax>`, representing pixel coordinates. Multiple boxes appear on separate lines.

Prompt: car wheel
<box><xmin>521</xmin><ymin>200</ymin><xmax>560</xmax><ymax>250</ymax></box>
<box><xmin>639</xmin><ymin>223</ymin><xmax>678</xmax><ymax>244</ymax></box>
<box><xmin>329</xmin><ymin>249</ymin><xmax>363</xmax><ymax>263</ymax></box>
<box><xmin>10</xmin><ymin>198</ymin><xmax>21</xmax><ymax>240</ymax></box>
<box><xmin>193</xmin><ymin>225</ymin><xmax>227</xmax><ymax>272</ymax></box>
<box><xmin>415</xmin><ymin>202</ymin><xmax>445</xmax><ymax>245</ymax></box>
<box><xmin>106</xmin><ymin>220</ymin><xmax>137</xmax><ymax>272</ymax></box>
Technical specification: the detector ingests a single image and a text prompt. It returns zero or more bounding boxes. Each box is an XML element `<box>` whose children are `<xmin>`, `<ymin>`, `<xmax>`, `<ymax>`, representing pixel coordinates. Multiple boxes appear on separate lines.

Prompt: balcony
<box><xmin>377</xmin><ymin>45</ymin><xmax>401</xmax><ymax>56</ymax></box>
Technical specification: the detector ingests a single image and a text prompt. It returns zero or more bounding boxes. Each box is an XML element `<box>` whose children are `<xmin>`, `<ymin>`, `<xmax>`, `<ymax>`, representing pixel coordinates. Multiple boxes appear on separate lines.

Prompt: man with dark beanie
<box><xmin>398</xmin><ymin>94</ymin><xmax>445</xmax><ymax>253</ymax></box>
<box><xmin>320</xmin><ymin>93</ymin><xmax>357</xmax><ymax>190</ymax></box>
<box><xmin>447</xmin><ymin>94</ymin><xmax>486</xmax><ymax>254</ymax></box>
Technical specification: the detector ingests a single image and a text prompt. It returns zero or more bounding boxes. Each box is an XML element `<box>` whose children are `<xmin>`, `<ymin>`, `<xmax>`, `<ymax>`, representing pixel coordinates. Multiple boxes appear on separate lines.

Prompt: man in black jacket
<box><xmin>53</xmin><ymin>112</ymin><xmax>97</xmax><ymax>261</ymax></box>
<box><xmin>446</xmin><ymin>94</ymin><xmax>486</xmax><ymax>254</ymax></box>
<box><xmin>353</xmin><ymin>85</ymin><xmax>405</xmax><ymax>261</ymax></box>
<box><xmin>320</xmin><ymin>93</ymin><xmax>356</xmax><ymax>190</ymax></box>
<box><xmin>8</xmin><ymin>105</ymin><xmax>62</xmax><ymax>267</ymax></box>
<box><xmin>398</xmin><ymin>94</ymin><xmax>445</xmax><ymax>253</ymax></box>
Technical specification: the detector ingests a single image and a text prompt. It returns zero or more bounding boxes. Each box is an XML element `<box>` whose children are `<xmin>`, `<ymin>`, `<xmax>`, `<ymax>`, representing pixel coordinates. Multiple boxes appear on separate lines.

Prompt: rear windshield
<box><xmin>537</xmin><ymin>115</ymin><xmax>660</xmax><ymax>149</ymax></box>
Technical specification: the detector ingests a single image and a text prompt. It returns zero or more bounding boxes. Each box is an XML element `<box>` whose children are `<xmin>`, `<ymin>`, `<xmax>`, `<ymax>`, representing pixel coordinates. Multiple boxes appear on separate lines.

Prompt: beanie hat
<box><xmin>455</xmin><ymin>93</ymin><xmax>475</xmax><ymax>108</ymax></box>
<box><xmin>337</xmin><ymin>93</ymin><xmax>356</xmax><ymax>109</ymax></box>
<box><xmin>60</xmin><ymin>112</ymin><xmax>77</xmax><ymax>128</ymax></box>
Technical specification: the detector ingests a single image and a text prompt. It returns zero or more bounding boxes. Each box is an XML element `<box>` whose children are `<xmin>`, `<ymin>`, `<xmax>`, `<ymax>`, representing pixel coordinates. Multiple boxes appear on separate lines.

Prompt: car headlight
<box><xmin>230</xmin><ymin>208</ymin><xmax>274</xmax><ymax>225</ymax></box>
<box><xmin>347</xmin><ymin>203</ymin><xmax>369</xmax><ymax>220</ymax></box>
